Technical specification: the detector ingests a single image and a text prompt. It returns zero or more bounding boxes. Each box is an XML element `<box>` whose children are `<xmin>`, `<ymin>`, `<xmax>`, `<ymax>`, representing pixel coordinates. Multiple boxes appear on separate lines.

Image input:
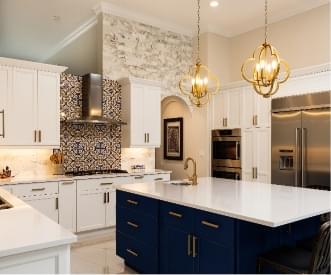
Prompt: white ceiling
<box><xmin>0</xmin><ymin>0</ymin><xmax>329</xmax><ymax>62</ymax></box>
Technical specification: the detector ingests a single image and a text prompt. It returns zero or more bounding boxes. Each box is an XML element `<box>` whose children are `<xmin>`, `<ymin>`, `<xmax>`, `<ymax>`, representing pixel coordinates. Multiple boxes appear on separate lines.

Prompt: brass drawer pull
<box><xmin>62</xmin><ymin>181</ymin><xmax>74</xmax><ymax>185</ymax></box>
<box><xmin>31</xmin><ymin>187</ymin><xmax>46</xmax><ymax>192</ymax></box>
<box><xmin>127</xmin><ymin>221</ymin><xmax>139</xmax><ymax>228</ymax></box>
<box><xmin>168</xmin><ymin>211</ymin><xmax>183</xmax><ymax>218</ymax></box>
<box><xmin>39</xmin><ymin>130</ymin><xmax>41</xmax><ymax>142</ymax></box>
<box><xmin>134</xmin><ymin>175</ymin><xmax>144</xmax><ymax>180</ymax></box>
<box><xmin>100</xmin><ymin>182</ymin><xmax>113</xmax><ymax>186</ymax></box>
<box><xmin>154</xmin><ymin>178</ymin><xmax>164</xmax><ymax>181</ymax></box>
<box><xmin>201</xmin><ymin>220</ymin><xmax>220</xmax><ymax>229</ymax></box>
<box><xmin>192</xmin><ymin>236</ymin><xmax>198</xmax><ymax>258</ymax></box>
<box><xmin>126</xmin><ymin>248</ymin><xmax>138</xmax><ymax>257</ymax></box>
<box><xmin>187</xmin><ymin>234</ymin><xmax>192</xmax><ymax>256</ymax></box>
<box><xmin>127</xmin><ymin>199</ymin><xmax>139</xmax><ymax>205</ymax></box>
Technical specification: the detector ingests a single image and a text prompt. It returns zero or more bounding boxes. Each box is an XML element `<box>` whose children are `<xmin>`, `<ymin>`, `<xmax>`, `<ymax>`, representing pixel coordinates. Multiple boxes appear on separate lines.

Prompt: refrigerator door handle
<box><xmin>295</xmin><ymin>128</ymin><xmax>301</xmax><ymax>187</ymax></box>
<box><xmin>301</xmin><ymin>128</ymin><xmax>307</xmax><ymax>188</ymax></box>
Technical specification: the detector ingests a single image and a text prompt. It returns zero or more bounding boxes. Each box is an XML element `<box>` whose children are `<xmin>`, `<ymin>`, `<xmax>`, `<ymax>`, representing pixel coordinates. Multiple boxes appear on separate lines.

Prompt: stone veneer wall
<box><xmin>102</xmin><ymin>13</ymin><xmax>194</xmax><ymax>169</ymax></box>
<box><xmin>60</xmin><ymin>73</ymin><xmax>121</xmax><ymax>172</ymax></box>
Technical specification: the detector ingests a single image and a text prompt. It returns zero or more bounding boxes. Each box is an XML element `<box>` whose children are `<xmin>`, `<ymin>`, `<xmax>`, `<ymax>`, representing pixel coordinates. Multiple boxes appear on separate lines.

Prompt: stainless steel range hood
<box><xmin>65</xmin><ymin>73</ymin><xmax>126</xmax><ymax>125</ymax></box>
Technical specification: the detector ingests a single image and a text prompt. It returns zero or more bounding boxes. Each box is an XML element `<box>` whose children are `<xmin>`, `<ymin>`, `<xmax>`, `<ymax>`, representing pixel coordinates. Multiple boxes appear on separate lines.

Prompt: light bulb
<box><xmin>272</xmin><ymin>60</ymin><xmax>277</xmax><ymax>69</ymax></box>
<box><xmin>256</xmin><ymin>63</ymin><xmax>261</xmax><ymax>71</ymax></box>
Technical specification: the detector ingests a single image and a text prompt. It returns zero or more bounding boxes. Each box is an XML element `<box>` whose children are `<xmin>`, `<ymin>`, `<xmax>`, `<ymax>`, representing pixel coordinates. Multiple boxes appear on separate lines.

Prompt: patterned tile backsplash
<box><xmin>60</xmin><ymin>73</ymin><xmax>121</xmax><ymax>172</ymax></box>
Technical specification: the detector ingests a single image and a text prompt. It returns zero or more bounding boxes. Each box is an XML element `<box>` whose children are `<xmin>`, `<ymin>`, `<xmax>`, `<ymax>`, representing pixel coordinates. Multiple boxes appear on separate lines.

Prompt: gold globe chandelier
<box><xmin>241</xmin><ymin>0</ymin><xmax>290</xmax><ymax>98</ymax></box>
<box><xmin>179</xmin><ymin>0</ymin><xmax>220</xmax><ymax>107</ymax></box>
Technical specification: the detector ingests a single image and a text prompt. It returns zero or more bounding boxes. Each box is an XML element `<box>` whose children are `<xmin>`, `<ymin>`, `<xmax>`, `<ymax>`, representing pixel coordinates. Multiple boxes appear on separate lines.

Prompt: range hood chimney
<box><xmin>65</xmin><ymin>73</ymin><xmax>125</xmax><ymax>125</ymax></box>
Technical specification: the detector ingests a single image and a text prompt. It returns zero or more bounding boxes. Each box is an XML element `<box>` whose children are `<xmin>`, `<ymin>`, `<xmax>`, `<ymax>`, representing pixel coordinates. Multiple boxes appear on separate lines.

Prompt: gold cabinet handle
<box><xmin>192</xmin><ymin>236</ymin><xmax>198</xmax><ymax>258</ymax></box>
<box><xmin>154</xmin><ymin>178</ymin><xmax>164</xmax><ymax>181</ymax></box>
<box><xmin>255</xmin><ymin>115</ymin><xmax>258</xmax><ymax>126</ymax></box>
<box><xmin>0</xmin><ymin>110</ymin><xmax>5</xmax><ymax>138</ymax></box>
<box><xmin>187</xmin><ymin>234</ymin><xmax>192</xmax><ymax>256</ymax></box>
<box><xmin>34</xmin><ymin>130</ymin><xmax>37</xmax><ymax>142</ymax></box>
<box><xmin>62</xmin><ymin>181</ymin><xmax>74</xmax><ymax>185</ymax></box>
<box><xmin>147</xmin><ymin>133</ymin><xmax>150</xmax><ymax>143</ymax></box>
<box><xmin>144</xmin><ymin>133</ymin><xmax>147</xmax><ymax>143</ymax></box>
<box><xmin>55</xmin><ymin>197</ymin><xmax>59</xmax><ymax>210</ymax></box>
<box><xmin>201</xmin><ymin>220</ymin><xmax>220</xmax><ymax>229</ymax></box>
<box><xmin>32</xmin><ymin>187</ymin><xmax>46</xmax><ymax>192</ymax></box>
<box><xmin>100</xmin><ymin>182</ymin><xmax>113</xmax><ymax>186</ymax></box>
<box><xmin>127</xmin><ymin>221</ymin><xmax>139</xmax><ymax>228</ymax></box>
<box><xmin>225</xmin><ymin>118</ymin><xmax>228</xmax><ymax>127</ymax></box>
<box><xmin>126</xmin><ymin>248</ymin><xmax>138</xmax><ymax>257</ymax></box>
<box><xmin>39</xmin><ymin>130</ymin><xmax>41</xmax><ymax>142</ymax></box>
<box><xmin>168</xmin><ymin>211</ymin><xmax>182</xmax><ymax>218</ymax></box>
<box><xmin>127</xmin><ymin>199</ymin><xmax>139</xmax><ymax>205</ymax></box>
<box><xmin>134</xmin><ymin>175</ymin><xmax>144</xmax><ymax>180</ymax></box>
<box><xmin>255</xmin><ymin>167</ymin><xmax>258</xmax><ymax>179</ymax></box>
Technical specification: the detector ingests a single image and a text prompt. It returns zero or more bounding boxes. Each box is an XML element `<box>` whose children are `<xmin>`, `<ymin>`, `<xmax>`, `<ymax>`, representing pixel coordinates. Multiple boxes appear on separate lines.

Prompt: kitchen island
<box><xmin>115</xmin><ymin>177</ymin><xmax>331</xmax><ymax>273</ymax></box>
<box><xmin>0</xmin><ymin>188</ymin><xmax>76</xmax><ymax>273</ymax></box>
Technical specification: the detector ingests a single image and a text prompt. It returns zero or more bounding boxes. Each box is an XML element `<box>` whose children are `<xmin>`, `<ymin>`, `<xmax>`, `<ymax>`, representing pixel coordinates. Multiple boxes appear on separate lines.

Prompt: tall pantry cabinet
<box><xmin>0</xmin><ymin>58</ymin><xmax>66</xmax><ymax>147</ymax></box>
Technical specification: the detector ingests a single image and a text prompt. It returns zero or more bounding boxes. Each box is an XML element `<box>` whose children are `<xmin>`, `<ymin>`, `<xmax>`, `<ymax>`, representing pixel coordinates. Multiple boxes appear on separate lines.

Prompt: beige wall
<box><xmin>229</xmin><ymin>4</ymin><xmax>330</xmax><ymax>82</ymax></box>
<box><xmin>155</xmin><ymin>97</ymin><xmax>209</xmax><ymax>180</ymax></box>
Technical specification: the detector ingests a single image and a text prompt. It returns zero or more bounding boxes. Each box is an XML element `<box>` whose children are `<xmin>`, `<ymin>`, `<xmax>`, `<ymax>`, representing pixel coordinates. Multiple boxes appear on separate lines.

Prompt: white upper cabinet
<box><xmin>0</xmin><ymin>58</ymin><xmax>66</xmax><ymax>147</ymax></box>
<box><xmin>242</xmin><ymin>87</ymin><xmax>271</xmax><ymax>129</ymax></box>
<box><xmin>120</xmin><ymin>77</ymin><xmax>161</xmax><ymax>148</ymax></box>
<box><xmin>0</xmin><ymin>66</ymin><xmax>12</xmax><ymax>146</ymax></box>
<box><xmin>37</xmin><ymin>71</ymin><xmax>60</xmax><ymax>146</ymax></box>
<box><xmin>212</xmin><ymin>88</ymin><xmax>242</xmax><ymax>129</ymax></box>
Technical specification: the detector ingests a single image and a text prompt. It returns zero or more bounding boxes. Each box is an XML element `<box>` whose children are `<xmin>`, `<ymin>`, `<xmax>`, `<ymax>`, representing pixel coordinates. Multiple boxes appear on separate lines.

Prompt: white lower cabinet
<box><xmin>242</xmin><ymin>128</ymin><xmax>271</xmax><ymax>183</ymax></box>
<box><xmin>12</xmin><ymin>182</ymin><xmax>59</xmax><ymax>223</ymax></box>
<box><xmin>77</xmin><ymin>176</ymin><xmax>133</xmax><ymax>232</ymax></box>
<box><xmin>59</xmin><ymin>180</ymin><xmax>77</xmax><ymax>232</ymax></box>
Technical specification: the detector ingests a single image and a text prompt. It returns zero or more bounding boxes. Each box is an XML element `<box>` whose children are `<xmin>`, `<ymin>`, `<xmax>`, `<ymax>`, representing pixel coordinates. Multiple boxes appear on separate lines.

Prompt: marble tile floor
<box><xmin>71</xmin><ymin>231</ymin><xmax>136</xmax><ymax>274</ymax></box>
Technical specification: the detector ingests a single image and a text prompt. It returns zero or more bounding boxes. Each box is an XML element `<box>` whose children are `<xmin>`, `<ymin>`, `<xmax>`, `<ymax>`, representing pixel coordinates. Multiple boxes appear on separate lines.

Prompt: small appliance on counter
<box><xmin>212</xmin><ymin>129</ymin><xmax>241</xmax><ymax>180</ymax></box>
<box><xmin>131</xmin><ymin>164</ymin><xmax>145</xmax><ymax>173</ymax></box>
<box><xmin>0</xmin><ymin>166</ymin><xmax>12</xmax><ymax>179</ymax></box>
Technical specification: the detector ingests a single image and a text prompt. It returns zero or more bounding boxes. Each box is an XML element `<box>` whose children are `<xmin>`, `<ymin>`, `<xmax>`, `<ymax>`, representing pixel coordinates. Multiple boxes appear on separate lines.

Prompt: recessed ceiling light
<box><xmin>209</xmin><ymin>1</ymin><xmax>219</xmax><ymax>7</ymax></box>
<box><xmin>52</xmin><ymin>15</ymin><xmax>61</xmax><ymax>21</ymax></box>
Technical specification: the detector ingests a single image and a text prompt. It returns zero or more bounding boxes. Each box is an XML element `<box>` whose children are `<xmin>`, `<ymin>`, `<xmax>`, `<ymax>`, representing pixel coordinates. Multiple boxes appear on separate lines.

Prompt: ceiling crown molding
<box><xmin>41</xmin><ymin>16</ymin><xmax>98</xmax><ymax>62</ymax></box>
<box><xmin>93</xmin><ymin>1</ymin><xmax>193</xmax><ymax>37</ymax></box>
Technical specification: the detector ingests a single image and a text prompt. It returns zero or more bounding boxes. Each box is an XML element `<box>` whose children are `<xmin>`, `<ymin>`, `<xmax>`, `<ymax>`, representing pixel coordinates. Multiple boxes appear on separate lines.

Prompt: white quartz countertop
<box><xmin>0</xmin><ymin>169</ymin><xmax>171</xmax><ymax>186</ymax></box>
<box><xmin>116</xmin><ymin>177</ymin><xmax>331</xmax><ymax>227</ymax></box>
<box><xmin>0</xmin><ymin>188</ymin><xmax>77</xmax><ymax>258</ymax></box>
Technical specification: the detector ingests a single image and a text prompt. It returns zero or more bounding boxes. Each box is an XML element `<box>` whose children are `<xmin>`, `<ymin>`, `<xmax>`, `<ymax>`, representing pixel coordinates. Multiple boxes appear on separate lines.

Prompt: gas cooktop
<box><xmin>65</xmin><ymin>169</ymin><xmax>128</xmax><ymax>177</ymax></box>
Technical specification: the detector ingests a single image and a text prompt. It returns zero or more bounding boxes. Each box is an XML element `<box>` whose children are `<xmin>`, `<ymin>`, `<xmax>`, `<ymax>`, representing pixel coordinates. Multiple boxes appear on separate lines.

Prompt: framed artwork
<box><xmin>164</xmin><ymin>117</ymin><xmax>183</xmax><ymax>160</ymax></box>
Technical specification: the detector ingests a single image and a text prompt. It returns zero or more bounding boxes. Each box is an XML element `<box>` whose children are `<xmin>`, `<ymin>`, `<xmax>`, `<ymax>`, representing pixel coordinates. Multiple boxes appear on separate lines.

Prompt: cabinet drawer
<box><xmin>117</xmin><ymin>206</ymin><xmax>158</xmax><ymax>246</ymax></box>
<box><xmin>117</xmin><ymin>191</ymin><xmax>158</xmax><ymax>217</ymax></box>
<box><xmin>132</xmin><ymin>173</ymin><xmax>170</xmax><ymax>183</ymax></box>
<box><xmin>12</xmin><ymin>182</ymin><xmax>58</xmax><ymax>199</ymax></box>
<box><xmin>195</xmin><ymin>210</ymin><xmax>235</xmax><ymax>247</ymax></box>
<box><xmin>116</xmin><ymin>231</ymin><xmax>158</xmax><ymax>274</ymax></box>
<box><xmin>77</xmin><ymin>176</ymin><xmax>133</xmax><ymax>192</ymax></box>
<box><xmin>160</xmin><ymin>202</ymin><xmax>194</xmax><ymax>231</ymax></box>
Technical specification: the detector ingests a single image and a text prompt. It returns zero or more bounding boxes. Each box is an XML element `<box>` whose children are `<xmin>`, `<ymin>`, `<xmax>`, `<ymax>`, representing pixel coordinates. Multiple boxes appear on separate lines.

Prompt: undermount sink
<box><xmin>167</xmin><ymin>180</ymin><xmax>193</xmax><ymax>186</ymax></box>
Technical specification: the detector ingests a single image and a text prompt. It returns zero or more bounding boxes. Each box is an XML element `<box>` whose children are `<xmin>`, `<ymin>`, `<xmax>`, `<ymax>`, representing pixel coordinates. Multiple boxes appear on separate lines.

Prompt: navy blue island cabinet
<box><xmin>116</xmin><ymin>190</ymin><xmax>320</xmax><ymax>274</ymax></box>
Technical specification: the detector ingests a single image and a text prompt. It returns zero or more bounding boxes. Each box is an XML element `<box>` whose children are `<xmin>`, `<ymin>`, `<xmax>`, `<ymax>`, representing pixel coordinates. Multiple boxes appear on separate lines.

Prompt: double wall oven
<box><xmin>212</xmin><ymin>129</ymin><xmax>241</xmax><ymax>180</ymax></box>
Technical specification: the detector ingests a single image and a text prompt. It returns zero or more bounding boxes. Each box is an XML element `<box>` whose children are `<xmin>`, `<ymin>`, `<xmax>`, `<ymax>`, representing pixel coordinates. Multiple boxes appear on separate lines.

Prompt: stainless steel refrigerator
<box><xmin>271</xmin><ymin>91</ymin><xmax>330</xmax><ymax>190</ymax></box>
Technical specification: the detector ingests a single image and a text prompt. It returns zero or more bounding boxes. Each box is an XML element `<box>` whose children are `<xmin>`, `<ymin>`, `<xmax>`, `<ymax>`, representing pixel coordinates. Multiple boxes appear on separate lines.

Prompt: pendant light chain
<box><xmin>264</xmin><ymin>0</ymin><xmax>268</xmax><ymax>44</ymax></box>
<box><xmin>197</xmin><ymin>0</ymin><xmax>201</xmax><ymax>64</ymax></box>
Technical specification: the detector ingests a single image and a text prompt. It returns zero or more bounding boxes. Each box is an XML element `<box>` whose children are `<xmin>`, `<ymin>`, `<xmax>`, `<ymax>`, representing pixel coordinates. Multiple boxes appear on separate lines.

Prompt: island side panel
<box><xmin>235</xmin><ymin>216</ymin><xmax>321</xmax><ymax>273</ymax></box>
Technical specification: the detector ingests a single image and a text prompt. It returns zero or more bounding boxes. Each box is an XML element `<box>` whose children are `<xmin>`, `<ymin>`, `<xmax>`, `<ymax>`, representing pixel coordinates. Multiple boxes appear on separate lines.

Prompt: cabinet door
<box><xmin>242</xmin><ymin>88</ymin><xmax>255</xmax><ymax>129</ymax></box>
<box><xmin>77</xmin><ymin>190</ymin><xmax>106</xmax><ymax>232</ymax></box>
<box><xmin>37</xmin><ymin>71</ymin><xmax>60</xmax><ymax>146</ymax></box>
<box><xmin>227</xmin><ymin>89</ymin><xmax>242</xmax><ymax>128</ymax></box>
<box><xmin>160</xmin><ymin>225</ymin><xmax>195</xmax><ymax>274</ymax></box>
<box><xmin>242</xmin><ymin>129</ymin><xmax>254</xmax><ymax>181</ymax></box>
<box><xmin>0</xmin><ymin>66</ymin><xmax>11</xmax><ymax>145</ymax></box>
<box><xmin>106</xmin><ymin>190</ymin><xmax>116</xmax><ymax>227</ymax></box>
<box><xmin>255</xmin><ymin>128</ymin><xmax>271</xmax><ymax>183</ymax></box>
<box><xmin>212</xmin><ymin>93</ymin><xmax>225</xmax><ymax>129</ymax></box>
<box><xmin>130</xmin><ymin>84</ymin><xmax>145</xmax><ymax>146</ymax></box>
<box><xmin>9</xmin><ymin>68</ymin><xmax>37</xmax><ymax>145</ymax></box>
<box><xmin>196</xmin><ymin>238</ymin><xmax>235</xmax><ymax>274</ymax></box>
<box><xmin>25</xmin><ymin>197</ymin><xmax>59</xmax><ymax>223</ymax></box>
<box><xmin>143</xmin><ymin>86</ymin><xmax>161</xmax><ymax>147</ymax></box>
<box><xmin>59</xmin><ymin>180</ymin><xmax>77</xmax><ymax>232</ymax></box>
<box><xmin>255</xmin><ymin>95</ymin><xmax>271</xmax><ymax>128</ymax></box>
